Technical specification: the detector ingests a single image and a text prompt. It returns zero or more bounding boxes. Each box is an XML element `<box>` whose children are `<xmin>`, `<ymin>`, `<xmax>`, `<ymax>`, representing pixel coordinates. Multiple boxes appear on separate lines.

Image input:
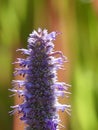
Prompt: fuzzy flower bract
<box><xmin>10</xmin><ymin>28</ymin><xmax>71</xmax><ymax>130</ymax></box>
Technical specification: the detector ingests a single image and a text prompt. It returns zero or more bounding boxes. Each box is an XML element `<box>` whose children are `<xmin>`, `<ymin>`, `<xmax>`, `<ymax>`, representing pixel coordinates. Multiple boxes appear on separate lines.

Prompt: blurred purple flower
<box><xmin>10</xmin><ymin>28</ymin><xmax>71</xmax><ymax>130</ymax></box>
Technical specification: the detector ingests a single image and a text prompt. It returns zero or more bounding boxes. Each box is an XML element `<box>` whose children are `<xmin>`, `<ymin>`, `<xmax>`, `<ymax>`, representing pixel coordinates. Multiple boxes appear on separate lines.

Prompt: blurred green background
<box><xmin>0</xmin><ymin>0</ymin><xmax>98</xmax><ymax>130</ymax></box>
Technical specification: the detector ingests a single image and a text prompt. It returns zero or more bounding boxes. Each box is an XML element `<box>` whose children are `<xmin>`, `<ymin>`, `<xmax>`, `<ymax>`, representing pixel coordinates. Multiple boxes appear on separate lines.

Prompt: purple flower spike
<box><xmin>11</xmin><ymin>28</ymin><xmax>71</xmax><ymax>130</ymax></box>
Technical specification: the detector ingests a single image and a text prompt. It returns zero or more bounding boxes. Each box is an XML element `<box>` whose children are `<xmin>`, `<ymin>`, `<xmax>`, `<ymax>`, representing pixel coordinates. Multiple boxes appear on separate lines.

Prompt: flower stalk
<box><xmin>10</xmin><ymin>28</ymin><xmax>71</xmax><ymax>130</ymax></box>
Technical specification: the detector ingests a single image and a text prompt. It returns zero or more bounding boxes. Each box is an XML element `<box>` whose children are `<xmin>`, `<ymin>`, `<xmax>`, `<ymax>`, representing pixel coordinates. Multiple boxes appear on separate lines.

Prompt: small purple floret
<box><xmin>11</xmin><ymin>28</ymin><xmax>71</xmax><ymax>130</ymax></box>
